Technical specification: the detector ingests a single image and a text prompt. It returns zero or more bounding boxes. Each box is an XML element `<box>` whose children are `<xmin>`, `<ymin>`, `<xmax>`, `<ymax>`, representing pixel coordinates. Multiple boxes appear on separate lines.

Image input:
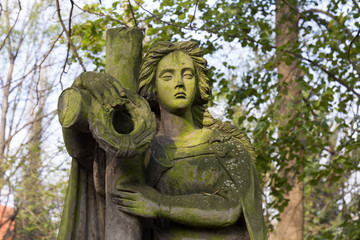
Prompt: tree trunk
<box><xmin>0</xmin><ymin>0</ymin><xmax>15</xmax><ymax>183</ymax></box>
<box><xmin>275</xmin><ymin>0</ymin><xmax>304</xmax><ymax>239</ymax></box>
<box><xmin>17</xmin><ymin>69</ymin><xmax>46</xmax><ymax>239</ymax></box>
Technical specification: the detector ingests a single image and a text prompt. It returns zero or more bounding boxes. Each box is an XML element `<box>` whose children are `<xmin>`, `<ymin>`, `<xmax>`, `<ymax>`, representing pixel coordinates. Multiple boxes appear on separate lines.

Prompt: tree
<box><xmin>0</xmin><ymin>0</ymin><xmax>69</xmax><ymax>238</ymax></box>
<box><xmin>57</xmin><ymin>0</ymin><xmax>360</xmax><ymax>239</ymax></box>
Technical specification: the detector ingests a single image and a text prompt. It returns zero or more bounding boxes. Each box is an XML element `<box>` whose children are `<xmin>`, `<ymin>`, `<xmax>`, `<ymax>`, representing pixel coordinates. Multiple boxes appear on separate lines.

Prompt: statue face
<box><xmin>155</xmin><ymin>51</ymin><xmax>196</xmax><ymax>115</ymax></box>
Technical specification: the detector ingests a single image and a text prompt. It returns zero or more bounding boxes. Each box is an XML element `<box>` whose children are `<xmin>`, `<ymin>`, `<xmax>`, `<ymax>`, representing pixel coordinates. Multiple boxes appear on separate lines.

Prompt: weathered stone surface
<box><xmin>58</xmin><ymin>29</ymin><xmax>267</xmax><ymax>240</ymax></box>
<box><xmin>106</xmin><ymin>27</ymin><xmax>143</xmax><ymax>91</ymax></box>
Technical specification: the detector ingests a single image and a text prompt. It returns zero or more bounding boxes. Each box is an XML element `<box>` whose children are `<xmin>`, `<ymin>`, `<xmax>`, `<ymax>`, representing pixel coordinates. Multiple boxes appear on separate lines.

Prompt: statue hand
<box><xmin>73</xmin><ymin>72</ymin><xmax>125</xmax><ymax>108</ymax></box>
<box><xmin>111</xmin><ymin>184</ymin><xmax>162</xmax><ymax>218</ymax></box>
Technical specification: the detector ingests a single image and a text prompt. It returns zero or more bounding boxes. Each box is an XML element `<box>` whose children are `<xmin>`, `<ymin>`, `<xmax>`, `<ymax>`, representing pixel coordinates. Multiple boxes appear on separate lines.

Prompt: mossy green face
<box><xmin>155</xmin><ymin>51</ymin><xmax>196</xmax><ymax>115</ymax></box>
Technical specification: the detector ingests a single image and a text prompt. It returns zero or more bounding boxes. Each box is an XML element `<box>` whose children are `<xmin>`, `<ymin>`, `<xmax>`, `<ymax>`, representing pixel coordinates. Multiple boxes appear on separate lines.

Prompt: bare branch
<box><xmin>4</xmin><ymin>110</ymin><xmax>57</xmax><ymax>151</ymax></box>
<box><xmin>133</xmin><ymin>0</ymin><xmax>185</xmax><ymax>29</ymax></box>
<box><xmin>128</xmin><ymin>0</ymin><xmax>138</xmax><ymax>28</ymax></box>
<box><xmin>59</xmin><ymin>1</ymin><xmax>75</xmax><ymax>89</ymax></box>
<box><xmin>189</xmin><ymin>0</ymin><xmax>199</xmax><ymax>29</ymax></box>
<box><xmin>302</xmin><ymin>8</ymin><xmax>352</xmax><ymax>35</ymax></box>
<box><xmin>133</xmin><ymin>0</ymin><xmax>232</xmax><ymax>32</ymax></box>
<box><xmin>0</xmin><ymin>0</ymin><xmax>18</xmax><ymax>171</ymax></box>
<box><xmin>68</xmin><ymin>1</ymin><xmax>74</xmax><ymax>41</ymax></box>
<box><xmin>0</xmin><ymin>0</ymin><xmax>21</xmax><ymax>52</ymax></box>
<box><xmin>7</xmin><ymin>31</ymin><xmax>64</xmax><ymax>91</ymax></box>
<box><xmin>55</xmin><ymin>0</ymin><xmax>86</xmax><ymax>72</ymax></box>
<box><xmin>303</xmin><ymin>9</ymin><xmax>336</xmax><ymax>19</ymax></box>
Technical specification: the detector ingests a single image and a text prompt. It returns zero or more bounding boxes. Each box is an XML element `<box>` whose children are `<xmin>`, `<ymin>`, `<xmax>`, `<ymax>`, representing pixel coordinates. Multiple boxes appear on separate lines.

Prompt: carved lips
<box><xmin>174</xmin><ymin>92</ymin><xmax>186</xmax><ymax>98</ymax></box>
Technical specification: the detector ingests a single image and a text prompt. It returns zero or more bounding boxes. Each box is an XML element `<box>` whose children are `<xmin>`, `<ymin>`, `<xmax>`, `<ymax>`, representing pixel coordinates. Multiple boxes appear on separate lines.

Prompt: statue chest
<box><xmin>146</xmin><ymin>135</ymin><xmax>231</xmax><ymax>195</ymax></box>
<box><xmin>154</xmin><ymin>154</ymin><xmax>226</xmax><ymax>195</ymax></box>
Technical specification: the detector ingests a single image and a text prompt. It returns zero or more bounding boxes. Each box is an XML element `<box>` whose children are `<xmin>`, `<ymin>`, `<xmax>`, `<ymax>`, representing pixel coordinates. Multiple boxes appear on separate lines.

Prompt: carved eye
<box><xmin>183</xmin><ymin>71</ymin><xmax>194</xmax><ymax>80</ymax></box>
<box><xmin>161</xmin><ymin>73</ymin><xmax>173</xmax><ymax>81</ymax></box>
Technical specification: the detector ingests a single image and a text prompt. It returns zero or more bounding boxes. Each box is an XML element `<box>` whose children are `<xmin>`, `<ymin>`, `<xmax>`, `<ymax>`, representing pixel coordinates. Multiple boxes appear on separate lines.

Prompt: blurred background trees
<box><xmin>1</xmin><ymin>0</ymin><xmax>359</xmax><ymax>239</ymax></box>
<box><xmin>1</xmin><ymin>0</ymin><xmax>70</xmax><ymax>238</ymax></box>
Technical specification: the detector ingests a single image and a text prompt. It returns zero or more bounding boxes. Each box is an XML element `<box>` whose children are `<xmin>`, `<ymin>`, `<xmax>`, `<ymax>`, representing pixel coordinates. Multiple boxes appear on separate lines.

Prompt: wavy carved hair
<box><xmin>138</xmin><ymin>41</ymin><xmax>211</xmax><ymax>127</ymax></box>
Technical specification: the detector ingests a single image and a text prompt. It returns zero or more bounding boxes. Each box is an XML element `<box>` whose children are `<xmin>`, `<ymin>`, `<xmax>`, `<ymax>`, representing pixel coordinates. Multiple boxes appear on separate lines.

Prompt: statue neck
<box><xmin>158</xmin><ymin>107</ymin><xmax>197</xmax><ymax>140</ymax></box>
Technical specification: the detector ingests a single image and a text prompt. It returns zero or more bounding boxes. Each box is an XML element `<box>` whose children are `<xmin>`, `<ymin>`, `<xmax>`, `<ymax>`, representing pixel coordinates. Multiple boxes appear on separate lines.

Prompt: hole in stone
<box><xmin>112</xmin><ymin>106</ymin><xmax>134</xmax><ymax>134</ymax></box>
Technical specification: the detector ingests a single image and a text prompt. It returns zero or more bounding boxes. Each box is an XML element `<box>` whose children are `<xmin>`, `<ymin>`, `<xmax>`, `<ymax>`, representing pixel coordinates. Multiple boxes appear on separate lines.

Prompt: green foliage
<box><xmin>68</xmin><ymin>0</ymin><xmax>147</xmax><ymax>71</ymax></box>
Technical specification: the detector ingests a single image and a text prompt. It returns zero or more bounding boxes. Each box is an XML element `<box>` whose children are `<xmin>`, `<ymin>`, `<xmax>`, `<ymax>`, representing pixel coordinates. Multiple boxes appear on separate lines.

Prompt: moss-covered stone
<box><xmin>106</xmin><ymin>28</ymin><xmax>143</xmax><ymax>91</ymax></box>
<box><xmin>58</xmin><ymin>35</ymin><xmax>267</xmax><ymax>240</ymax></box>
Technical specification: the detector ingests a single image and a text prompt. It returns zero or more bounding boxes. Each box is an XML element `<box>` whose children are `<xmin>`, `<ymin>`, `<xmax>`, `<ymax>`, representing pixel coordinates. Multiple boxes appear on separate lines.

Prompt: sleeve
<box><xmin>214</xmin><ymin>137</ymin><xmax>267</xmax><ymax>240</ymax></box>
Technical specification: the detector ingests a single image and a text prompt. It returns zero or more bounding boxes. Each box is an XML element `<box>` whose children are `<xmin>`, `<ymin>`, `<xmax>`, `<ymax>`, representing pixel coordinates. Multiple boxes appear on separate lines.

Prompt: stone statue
<box><xmin>57</xmin><ymin>28</ymin><xmax>267</xmax><ymax>240</ymax></box>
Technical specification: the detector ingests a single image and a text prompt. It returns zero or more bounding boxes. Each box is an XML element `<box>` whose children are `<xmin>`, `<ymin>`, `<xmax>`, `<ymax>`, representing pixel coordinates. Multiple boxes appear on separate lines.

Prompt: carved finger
<box><xmin>85</xmin><ymin>80</ymin><xmax>102</xmax><ymax>97</ymax></box>
<box><xmin>103</xmin><ymin>82</ymin><xmax>120</xmax><ymax>105</ymax></box>
<box><xmin>119</xmin><ymin>199</ymin><xmax>137</xmax><ymax>208</ymax></box>
<box><xmin>111</xmin><ymin>192</ymin><xmax>134</xmax><ymax>202</ymax></box>
<box><xmin>116</xmin><ymin>185</ymin><xmax>138</xmax><ymax>193</ymax></box>
<box><xmin>117</xmin><ymin>206</ymin><xmax>136</xmax><ymax>215</ymax></box>
<box><xmin>112</xmin><ymin>197</ymin><xmax>123</xmax><ymax>206</ymax></box>
<box><xmin>112</xmin><ymin>197</ymin><xmax>132</xmax><ymax>207</ymax></box>
<box><xmin>90</xmin><ymin>88</ymin><xmax>108</xmax><ymax>104</ymax></box>
<box><xmin>111</xmin><ymin>80</ymin><xmax>125</xmax><ymax>97</ymax></box>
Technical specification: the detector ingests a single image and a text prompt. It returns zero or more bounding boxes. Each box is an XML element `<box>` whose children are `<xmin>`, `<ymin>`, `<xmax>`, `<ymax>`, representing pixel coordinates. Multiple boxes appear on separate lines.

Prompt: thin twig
<box><xmin>0</xmin><ymin>0</ymin><xmax>21</xmax><ymax>52</ymax></box>
<box><xmin>347</xmin><ymin>29</ymin><xmax>360</xmax><ymax>75</ymax></box>
<box><xmin>11</xmin><ymin>31</ymin><xmax>64</xmax><ymax>89</ymax></box>
<box><xmin>128</xmin><ymin>0</ymin><xmax>138</xmax><ymax>28</ymax></box>
<box><xmin>133</xmin><ymin>0</ymin><xmax>232</xmax><ymax>32</ymax></box>
<box><xmin>73</xmin><ymin>2</ymin><xmax>129</xmax><ymax>27</ymax></box>
<box><xmin>60</xmin><ymin>0</ymin><xmax>75</xmax><ymax>89</ymax></box>
<box><xmin>4</xmin><ymin>110</ymin><xmax>57</xmax><ymax>148</ymax></box>
<box><xmin>189</xmin><ymin>0</ymin><xmax>199</xmax><ymax>29</ymax></box>
<box><xmin>69</xmin><ymin>1</ymin><xmax>74</xmax><ymax>38</ymax></box>
<box><xmin>302</xmin><ymin>8</ymin><xmax>352</xmax><ymax>36</ymax></box>
<box><xmin>303</xmin><ymin>9</ymin><xmax>336</xmax><ymax>19</ymax></box>
<box><xmin>55</xmin><ymin>0</ymin><xmax>86</xmax><ymax>72</ymax></box>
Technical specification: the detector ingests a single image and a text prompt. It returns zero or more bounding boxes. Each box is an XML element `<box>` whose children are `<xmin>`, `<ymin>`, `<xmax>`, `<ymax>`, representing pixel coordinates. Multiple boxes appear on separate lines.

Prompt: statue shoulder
<box><xmin>206</xmin><ymin>119</ymin><xmax>256</xmax><ymax>162</ymax></box>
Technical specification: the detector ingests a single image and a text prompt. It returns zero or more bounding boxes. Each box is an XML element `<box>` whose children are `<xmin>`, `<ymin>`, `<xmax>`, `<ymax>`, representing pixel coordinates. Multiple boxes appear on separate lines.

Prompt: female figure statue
<box><xmin>112</xmin><ymin>41</ymin><xmax>267</xmax><ymax>239</ymax></box>
<box><xmin>57</xmin><ymin>40</ymin><xmax>266</xmax><ymax>240</ymax></box>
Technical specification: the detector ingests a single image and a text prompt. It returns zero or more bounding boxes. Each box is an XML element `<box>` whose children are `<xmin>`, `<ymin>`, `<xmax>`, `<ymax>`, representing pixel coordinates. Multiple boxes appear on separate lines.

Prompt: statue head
<box><xmin>138</xmin><ymin>41</ymin><xmax>211</xmax><ymax>127</ymax></box>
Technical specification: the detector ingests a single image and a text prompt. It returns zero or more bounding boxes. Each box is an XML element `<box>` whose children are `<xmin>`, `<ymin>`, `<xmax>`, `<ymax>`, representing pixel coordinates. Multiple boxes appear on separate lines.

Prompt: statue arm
<box><xmin>113</xmin><ymin>184</ymin><xmax>242</xmax><ymax>227</ymax></box>
<box><xmin>158</xmin><ymin>192</ymin><xmax>241</xmax><ymax>227</ymax></box>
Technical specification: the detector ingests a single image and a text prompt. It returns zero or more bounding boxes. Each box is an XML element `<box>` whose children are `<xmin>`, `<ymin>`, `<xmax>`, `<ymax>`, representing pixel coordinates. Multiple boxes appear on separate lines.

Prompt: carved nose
<box><xmin>175</xmin><ymin>75</ymin><xmax>184</xmax><ymax>88</ymax></box>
